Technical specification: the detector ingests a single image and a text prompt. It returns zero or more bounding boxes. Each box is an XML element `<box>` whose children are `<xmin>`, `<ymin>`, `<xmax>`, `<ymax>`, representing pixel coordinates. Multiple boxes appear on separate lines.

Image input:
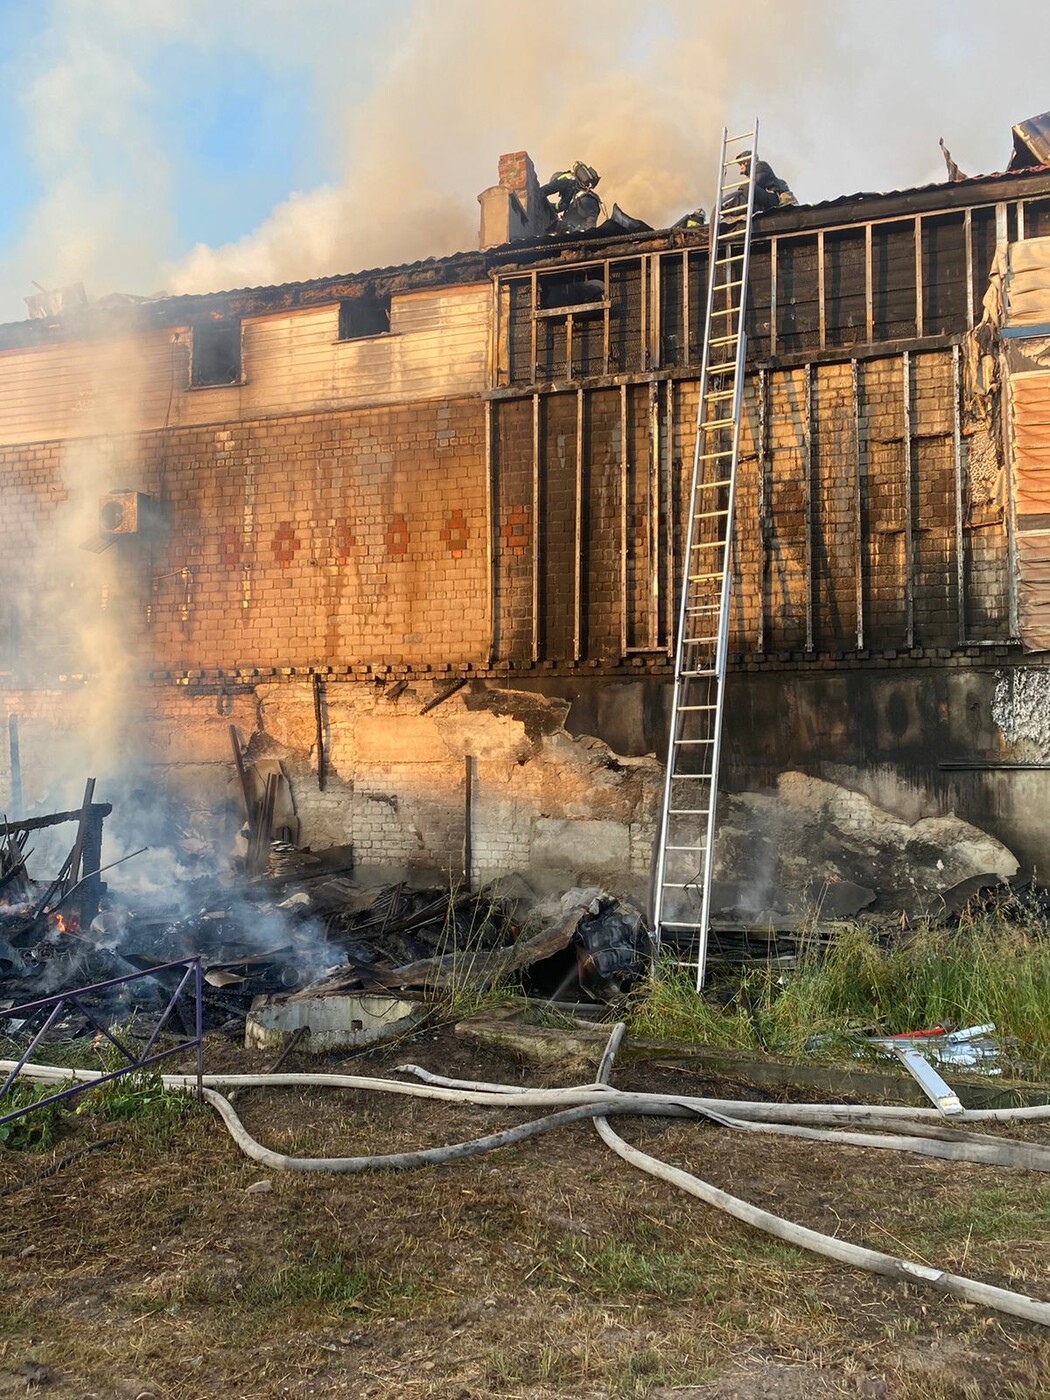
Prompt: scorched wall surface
<box><xmin>2</xmin><ymin>195</ymin><xmax>1050</xmax><ymax>887</ymax></box>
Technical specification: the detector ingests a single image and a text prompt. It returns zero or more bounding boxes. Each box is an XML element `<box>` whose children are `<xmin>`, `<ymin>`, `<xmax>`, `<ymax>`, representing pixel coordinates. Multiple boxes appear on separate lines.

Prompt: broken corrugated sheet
<box><xmin>1009</xmin><ymin>111</ymin><xmax>1050</xmax><ymax>170</ymax></box>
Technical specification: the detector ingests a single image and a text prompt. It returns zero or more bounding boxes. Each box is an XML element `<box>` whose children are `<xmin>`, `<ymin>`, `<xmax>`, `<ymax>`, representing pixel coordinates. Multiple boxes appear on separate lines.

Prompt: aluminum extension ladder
<box><xmin>651</xmin><ymin>123</ymin><xmax>759</xmax><ymax>988</ymax></box>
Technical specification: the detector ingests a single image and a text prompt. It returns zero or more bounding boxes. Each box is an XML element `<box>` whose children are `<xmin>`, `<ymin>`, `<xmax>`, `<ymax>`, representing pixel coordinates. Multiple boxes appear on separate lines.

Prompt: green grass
<box><xmin>425</xmin><ymin>881</ymin><xmax>523</xmax><ymax>1021</ymax></box>
<box><xmin>0</xmin><ymin>1081</ymin><xmax>65</xmax><ymax>1151</ymax></box>
<box><xmin>134</xmin><ymin>1245</ymin><xmax>428</xmax><ymax>1321</ymax></box>
<box><xmin>630</xmin><ymin>907</ymin><xmax>1050</xmax><ymax>1073</ymax></box>
<box><xmin>78</xmin><ymin>1070</ymin><xmax>204</xmax><ymax>1123</ymax></box>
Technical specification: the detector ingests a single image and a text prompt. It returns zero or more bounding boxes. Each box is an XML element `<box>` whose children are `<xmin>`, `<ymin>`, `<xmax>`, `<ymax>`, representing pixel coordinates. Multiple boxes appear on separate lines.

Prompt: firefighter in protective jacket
<box><xmin>541</xmin><ymin>162</ymin><xmax>602</xmax><ymax>232</ymax></box>
<box><xmin>723</xmin><ymin>151</ymin><xmax>796</xmax><ymax>214</ymax></box>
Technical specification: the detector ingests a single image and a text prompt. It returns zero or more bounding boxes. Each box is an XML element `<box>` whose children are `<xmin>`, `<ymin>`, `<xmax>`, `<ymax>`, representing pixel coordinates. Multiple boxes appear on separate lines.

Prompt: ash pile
<box><xmin>0</xmin><ymin>786</ymin><xmax>649</xmax><ymax>1051</ymax></box>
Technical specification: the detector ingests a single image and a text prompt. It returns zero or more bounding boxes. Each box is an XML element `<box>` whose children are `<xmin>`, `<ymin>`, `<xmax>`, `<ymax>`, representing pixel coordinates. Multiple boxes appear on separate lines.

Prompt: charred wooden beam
<box><xmin>0</xmin><ymin>804</ymin><xmax>112</xmax><ymax>838</ymax></box>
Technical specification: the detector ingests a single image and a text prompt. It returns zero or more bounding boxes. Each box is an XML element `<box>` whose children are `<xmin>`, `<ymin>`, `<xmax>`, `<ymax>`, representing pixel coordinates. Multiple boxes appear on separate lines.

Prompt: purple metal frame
<box><xmin>0</xmin><ymin>958</ymin><xmax>204</xmax><ymax>1127</ymax></box>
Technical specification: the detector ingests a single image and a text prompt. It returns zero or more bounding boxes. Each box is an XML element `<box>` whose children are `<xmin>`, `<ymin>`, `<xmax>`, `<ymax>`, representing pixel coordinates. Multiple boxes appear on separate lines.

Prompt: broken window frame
<box><xmin>337</xmin><ymin>293</ymin><xmax>393</xmax><ymax>342</ymax></box>
<box><xmin>495</xmin><ymin>196</ymin><xmax>1047</xmax><ymax>389</ymax></box>
<box><xmin>189</xmin><ymin>319</ymin><xmax>244</xmax><ymax>389</ymax></box>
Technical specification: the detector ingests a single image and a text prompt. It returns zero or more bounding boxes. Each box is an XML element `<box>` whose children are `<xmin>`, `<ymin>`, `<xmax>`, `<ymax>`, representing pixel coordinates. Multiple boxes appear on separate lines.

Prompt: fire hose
<box><xmin>5</xmin><ymin>1034</ymin><xmax>1050</xmax><ymax>1328</ymax></box>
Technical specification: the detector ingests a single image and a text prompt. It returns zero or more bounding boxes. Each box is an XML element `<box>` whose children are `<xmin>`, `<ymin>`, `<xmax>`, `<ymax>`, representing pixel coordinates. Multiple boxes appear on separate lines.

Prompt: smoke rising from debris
<box><xmin>2</xmin><ymin>0</ymin><xmax>1050</xmax><ymax>318</ymax></box>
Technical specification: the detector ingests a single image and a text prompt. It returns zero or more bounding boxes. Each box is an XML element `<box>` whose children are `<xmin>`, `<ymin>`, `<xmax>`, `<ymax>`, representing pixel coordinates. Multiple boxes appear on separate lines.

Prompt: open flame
<box><xmin>48</xmin><ymin>912</ymin><xmax>79</xmax><ymax>935</ymax></box>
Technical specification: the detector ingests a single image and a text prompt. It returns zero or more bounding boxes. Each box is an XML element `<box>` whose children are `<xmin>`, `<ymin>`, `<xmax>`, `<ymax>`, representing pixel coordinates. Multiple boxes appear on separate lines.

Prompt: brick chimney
<box><xmin>478</xmin><ymin>150</ymin><xmax>550</xmax><ymax>250</ymax></box>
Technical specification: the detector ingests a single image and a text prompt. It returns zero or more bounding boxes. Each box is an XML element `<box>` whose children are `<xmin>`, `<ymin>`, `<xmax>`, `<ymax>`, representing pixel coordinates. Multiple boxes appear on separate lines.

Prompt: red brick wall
<box><xmin>0</xmin><ymin>397</ymin><xmax>489</xmax><ymax>674</ymax></box>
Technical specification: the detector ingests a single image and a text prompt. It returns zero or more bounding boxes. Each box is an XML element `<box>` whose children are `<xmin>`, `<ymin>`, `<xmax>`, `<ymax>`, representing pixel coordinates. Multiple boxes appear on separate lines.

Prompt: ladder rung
<box><xmin>708</xmin><ymin>335</ymin><xmax>737</xmax><ymax>347</ymax></box>
<box><xmin>691</xmin><ymin>540</ymin><xmax>726</xmax><ymax>550</ymax></box>
<box><xmin>720</xmin><ymin>177</ymin><xmax>750</xmax><ymax>190</ymax></box>
<box><xmin>704</xmin><ymin>388</ymin><xmax>736</xmax><ymax>401</ymax></box>
<box><xmin>703</xmin><ymin>417</ymin><xmax>735</xmax><ymax>429</ymax></box>
<box><xmin>661</xmin><ymin>882</ymin><xmax>707</xmax><ymax>890</ymax></box>
<box><xmin>726</xmin><ymin>130</ymin><xmax>755</xmax><ymax>143</ymax></box>
<box><xmin>657</xmin><ymin>919</ymin><xmax>706</xmax><ymax>928</ymax></box>
<box><xmin>696</xmin><ymin>478</ymin><xmax>733</xmax><ymax>488</ymax></box>
<box><xmin>693</xmin><ymin>509</ymin><xmax>729</xmax><ymax>520</ymax></box>
<box><xmin>679</xmin><ymin>673</ymin><xmax>719</xmax><ymax>681</ymax></box>
<box><xmin>667</xmin><ymin>810</ymin><xmax>711</xmax><ymax>818</ymax></box>
<box><xmin>715</xmin><ymin>252</ymin><xmax>746</xmax><ymax>265</ymax></box>
<box><xmin>688</xmin><ymin>572</ymin><xmax>724</xmax><ymax>583</ymax></box>
<box><xmin>664</xmin><ymin>844</ymin><xmax>709</xmax><ymax>852</ymax></box>
<box><xmin>718</xmin><ymin>278</ymin><xmax>745</xmax><ymax>289</ymax></box>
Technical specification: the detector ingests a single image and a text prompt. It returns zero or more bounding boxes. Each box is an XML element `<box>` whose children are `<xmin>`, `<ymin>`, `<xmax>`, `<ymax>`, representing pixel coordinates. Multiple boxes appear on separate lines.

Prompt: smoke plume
<box><xmin>3</xmin><ymin>1</ymin><xmax>1050</xmax><ymax>317</ymax></box>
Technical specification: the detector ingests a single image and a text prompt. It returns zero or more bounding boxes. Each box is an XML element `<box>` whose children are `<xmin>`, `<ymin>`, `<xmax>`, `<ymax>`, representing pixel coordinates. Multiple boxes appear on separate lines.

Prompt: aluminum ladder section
<box><xmin>652</xmin><ymin>123</ymin><xmax>759</xmax><ymax>987</ymax></box>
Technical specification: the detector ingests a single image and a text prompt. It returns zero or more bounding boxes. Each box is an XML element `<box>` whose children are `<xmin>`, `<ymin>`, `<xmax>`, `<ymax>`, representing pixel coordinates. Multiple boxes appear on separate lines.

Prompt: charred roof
<box><xmin>4</xmin><ymin>164</ymin><xmax>1050</xmax><ymax>353</ymax></box>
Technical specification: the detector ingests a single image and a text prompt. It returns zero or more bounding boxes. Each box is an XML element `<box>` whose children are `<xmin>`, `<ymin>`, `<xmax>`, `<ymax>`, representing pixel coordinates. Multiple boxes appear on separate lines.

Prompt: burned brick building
<box><xmin>2</xmin><ymin>146</ymin><xmax>1050</xmax><ymax>904</ymax></box>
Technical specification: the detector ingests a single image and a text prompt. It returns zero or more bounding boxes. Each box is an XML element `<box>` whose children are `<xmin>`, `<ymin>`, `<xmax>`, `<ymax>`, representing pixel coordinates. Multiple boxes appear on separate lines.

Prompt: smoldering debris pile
<box><xmin>0</xmin><ymin>799</ymin><xmax>649</xmax><ymax>1054</ymax></box>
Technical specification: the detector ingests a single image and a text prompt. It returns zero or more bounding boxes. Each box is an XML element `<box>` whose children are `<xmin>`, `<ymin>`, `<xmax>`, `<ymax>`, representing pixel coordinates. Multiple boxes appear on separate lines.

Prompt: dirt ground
<box><xmin>1</xmin><ymin>1022</ymin><xmax>1049</xmax><ymax>1400</ymax></box>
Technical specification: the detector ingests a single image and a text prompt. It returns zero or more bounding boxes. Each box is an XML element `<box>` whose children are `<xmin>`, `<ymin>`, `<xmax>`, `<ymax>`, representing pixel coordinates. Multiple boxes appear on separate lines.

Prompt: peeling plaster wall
<box><xmin>992</xmin><ymin>667</ymin><xmax>1050</xmax><ymax>753</ymax></box>
<box><xmin>3</xmin><ymin>661</ymin><xmax>1050</xmax><ymax>899</ymax></box>
<box><xmin>254</xmin><ymin>682</ymin><xmax>661</xmax><ymax>897</ymax></box>
<box><xmin>0</xmin><ymin>681</ymin><xmax>661</xmax><ymax>900</ymax></box>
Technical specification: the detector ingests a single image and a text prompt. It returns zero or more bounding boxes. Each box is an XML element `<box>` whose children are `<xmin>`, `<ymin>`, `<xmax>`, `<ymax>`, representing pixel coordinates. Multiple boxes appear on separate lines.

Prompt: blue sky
<box><xmin>0</xmin><ymin>0</ymin><xmax>1047</xmax><ymax>323</ymax></box>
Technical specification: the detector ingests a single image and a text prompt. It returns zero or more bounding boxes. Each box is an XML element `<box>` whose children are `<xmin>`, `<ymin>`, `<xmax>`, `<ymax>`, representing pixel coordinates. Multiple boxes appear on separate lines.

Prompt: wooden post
<box><xmin>463</xmin><ymin>755</ymin><xmax>474</xmax><ymax>892</ymax></box>
<box><xmin>312</xmin><ymin>673</ymin><xmax>327</xmax><ymax>792</ymax></box>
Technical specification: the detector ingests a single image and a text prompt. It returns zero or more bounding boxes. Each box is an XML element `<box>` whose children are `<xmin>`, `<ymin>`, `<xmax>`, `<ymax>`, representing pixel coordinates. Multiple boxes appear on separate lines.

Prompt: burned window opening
<box><xmin>536</xmin><ymin>272</ymin><xmax>607</xmax><ymax>315</ymax></box>
<box><xmin>190</xmin><ymin>320</ymin><xmax>242</xmax><ymax>388</ymax></box>
<box><xmin>338</xmin><ymin>294</ymin><xmax>392</xmax><ymax>341</ymax></box>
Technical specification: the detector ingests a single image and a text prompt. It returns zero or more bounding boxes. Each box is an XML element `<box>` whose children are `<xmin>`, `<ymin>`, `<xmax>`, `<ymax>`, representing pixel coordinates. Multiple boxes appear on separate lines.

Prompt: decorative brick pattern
<box><xmin>440</xmin><ymin>509</ymin><xmax>469</xmax><ymax>557</ymax></box>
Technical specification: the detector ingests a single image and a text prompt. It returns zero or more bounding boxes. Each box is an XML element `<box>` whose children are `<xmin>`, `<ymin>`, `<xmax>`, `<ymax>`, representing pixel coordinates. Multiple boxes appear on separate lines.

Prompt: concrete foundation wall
<box><xmin>2</xmin><ymin>658</ymin><xmax>1048</xmax><ymax>901</ymax></box>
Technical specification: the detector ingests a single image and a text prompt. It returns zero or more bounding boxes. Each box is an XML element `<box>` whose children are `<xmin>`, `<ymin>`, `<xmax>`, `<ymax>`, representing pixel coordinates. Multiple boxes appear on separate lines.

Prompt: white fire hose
<box><xmin>4</xmin><ymin>1031</ymin><xmax>1050</xmax><ymax>1328</ymax></box>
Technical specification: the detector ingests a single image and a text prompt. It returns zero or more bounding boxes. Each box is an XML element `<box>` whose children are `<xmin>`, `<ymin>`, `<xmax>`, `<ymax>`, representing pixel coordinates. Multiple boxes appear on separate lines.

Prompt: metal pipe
<box><xmin>531</xmin><ymin>392</ymin><xmax>541</xmax><ymax>661</ymax></box>
<box><xmin>952</xmin><ymin>344</ymin><xmax>967</xmax><ymax>645</ymax></box>
<box><xmin>852</xmin><ymin>358</ymin><xmax>865</xmax><ymax>650</ymax></box>
<box><xmin>902</xmin><ymin>351</ymin><xmax>915</xmax><ymax>648</ymax></box>
<box><xmin>648</xmin><ymin>380</ymin><xmax>661</xmax><ymax>648</ymax></box>
<box><xmin>620</xmin><ymin>383</ymin><xmax>629</xmax><ymax>656</ymax></box>
<box><xmin>484</xmin><ymin>399</ymin><xmax>496</xmax><ymax>664</ymax></box>
<box><xmin>665</xmin><ymin>380</ymin><xmax>676</xmax><ymax>655</ymax></box>
<box><xmin>574</xmin><ymin>388</ymin><xmax>584</xmax><ymax>661</ymax></box>
<box><xmin>803</xmin><ymin>364</ymin><xmax>815</xmax><ymax>653</ymax></box>
<box><xmin>757</xmin><ymin>368</ymin><xmax>769</xmax><ymax>654</ymax></box>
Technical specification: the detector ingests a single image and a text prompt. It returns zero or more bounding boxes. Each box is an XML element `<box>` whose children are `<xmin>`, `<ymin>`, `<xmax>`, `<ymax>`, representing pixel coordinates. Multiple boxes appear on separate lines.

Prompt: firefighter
<box><xmin>673</xmin><ymin>207</ymin><xmax>707</xmax><ymax>229</ymax></box>
<box><xmin>723</xmin><ymin>151</ymin><xmax>796</xmax><ymax>216</ymax></box>
<box><xmin>540</xmin><ymin>162</ymin><xmax>602</xmax><ymax>232</ymax></box>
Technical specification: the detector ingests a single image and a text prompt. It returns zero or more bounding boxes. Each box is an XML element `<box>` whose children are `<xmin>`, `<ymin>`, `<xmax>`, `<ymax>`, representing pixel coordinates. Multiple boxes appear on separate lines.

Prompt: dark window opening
<box><xmin>538</xmin><ymin>271</ymin><xmax>606</xmax><ymax>311</ymax></box>
<box><xmin>338</xmin><ymin>293</ymin><xmax>391</xmax><ymax>340</ymax></box>
<box><xmin>1022</xmin><ymin>198</ymin><xmax>1050</xmax><ymax>239</ymax></box>
<box><xmin>191</xmin><ymin>320</ymin><xmax>242</xmax><ymax>387</ymax></box>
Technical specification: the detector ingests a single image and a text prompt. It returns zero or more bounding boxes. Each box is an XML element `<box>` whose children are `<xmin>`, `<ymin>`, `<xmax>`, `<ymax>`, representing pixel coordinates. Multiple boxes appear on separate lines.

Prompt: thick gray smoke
<box><xmin>2</xmin><ymin>0</ymin><xmax>1050</xmax><ymax>317</ymax></box>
